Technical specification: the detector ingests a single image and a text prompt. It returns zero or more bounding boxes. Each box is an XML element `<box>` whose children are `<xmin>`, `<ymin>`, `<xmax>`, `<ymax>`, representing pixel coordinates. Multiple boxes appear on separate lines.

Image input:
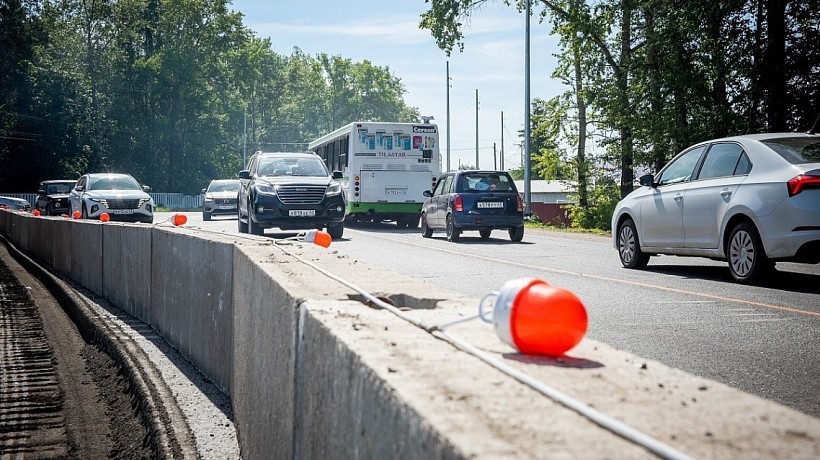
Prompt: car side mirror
<box><xmin>639</xmin><ymin>174</ymin><xmax>656</xmax><ymax>188</ymax></box>
<box><xmin>201</xmin><ymin>188</ymin><xmax>207</xmax><ymax>194</ymax></box>
<box><xmin>74</xmin><ymin>185</ymin><xmax>85</xmax><ymax>192</ymax></box>
<box><xmin>332</xmin><ymin>170</ymin><xmax>343</xmax><ymax>180</ymax></box>
<box><xmin>142</xmin><ymin>185</ymin><xmax>152</xmax><ymax>193</ymax></box>
<box><xmin>239</xmin><ymin>170</ymin><xmax>251</xmax><ymax>180</ymax></box>
<box><xmin>423</xmin><ymin>190</ymin><xmax>433</xmax><ymax>197</ymax></box>
<box><xmin>37</xmin><ymin>190</ymin><xmax>45</xmax><ymax>195</ymax></box>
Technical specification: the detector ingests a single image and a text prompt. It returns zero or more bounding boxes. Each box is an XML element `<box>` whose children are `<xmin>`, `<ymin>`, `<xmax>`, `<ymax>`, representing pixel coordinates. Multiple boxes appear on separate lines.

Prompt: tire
<box><xmin>327</xmin><ymin>221</ymin><xmax>344</xmax><ymax>239</ymax></box>
<box><xmin>479</xmin><ymin>229</ymin><xmax>492</xmax><ymax>240</ymax></box>
<box><xmin>617</xmin><ymin>218</ymin><xmax>649</xmax><ymax>269</ymax></box>
<box><xmin>509</xmin><ymin>226</ymin><xmax>524</xmax><ymax>242</ymax></box>
<box><xmin>248</xmin><ymin>211</ymin><xmax>264</xmax><ymax>235</ymax></box>
<box><xmin>445</xmin><ymin>214</ymin><xmax>460</xmax><ymax>242</ymax></box>
<box><xmin>203</xmin><ymin>211</ymin><xmax>212</xmax><ymax>221</ymax></box>
<box><xmin>727</xmin><ymin>222</ymin><xmax>771</xmax><ymax>284</ymax></box>
<box><xmin>405</xmin><ymin>215</ymin><xmax>420</xmax><ymax>229</ymax></box>
<box><xmin>421</xmin><ymin>214</ymin><xmax>433</xmax><ymax>238</ymax></box>
<box><xmin>237</xmin><ymin>203</ymin><xmax>248</xmax><ymax>233</ymax></box>
<box><xmin>81</xmin><ymin>204</ymin><xmax>88</xmax><ymax>219</ymax></box>
<box><xmin>45</xmin><ymin>204</ymin><xmax>53</xmax><ymax>216</ymax></box>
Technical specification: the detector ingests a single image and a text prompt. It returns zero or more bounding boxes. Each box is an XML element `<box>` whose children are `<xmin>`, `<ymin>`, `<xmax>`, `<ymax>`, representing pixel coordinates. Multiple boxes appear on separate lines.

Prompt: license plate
<box><xmin>218</xmin><ymin>205</ymin><xmax>234</xmax><ymax>210</ymax></box>
<box><xmin>110</xmin><ymin>209</ymin><xmax>134</xmax><ymax>214</ymax></box>
<box><xmin>289</xmin><ymin>209</ymin><xmax>315</xmax><ymax>217</ymax></box>
<box><xmin>477</xmin><ymin>202</ymin><xmax>503</xmax><ymax>209</ymax></box>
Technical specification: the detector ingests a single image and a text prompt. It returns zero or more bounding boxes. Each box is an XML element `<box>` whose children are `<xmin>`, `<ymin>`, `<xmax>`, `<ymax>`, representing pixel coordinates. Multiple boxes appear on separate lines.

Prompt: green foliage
<box><xmin>419</xmin><ymin>0</ymin><xmax>819</xmax><ymax>229</ymax></box>
<box><xmin>1</xmin><ymin>0</ymin><xmax>421</xmax><ymax>194</ymax></box>
<box><xmin>565</xmin><ymin>175</ymin><xmax>619</xmax><ymax>232</ymax></box>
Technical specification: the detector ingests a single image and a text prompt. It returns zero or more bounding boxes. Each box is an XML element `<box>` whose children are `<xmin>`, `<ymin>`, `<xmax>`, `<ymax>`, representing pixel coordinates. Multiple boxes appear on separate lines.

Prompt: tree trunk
<box><xmin>573</xmin><ymin>33</ymin><xmax>588</xmax><ymax>209</ymax></box>
<box><xmin>618</xmin><ymin>0</ymin><xmax>634</xmax><ymax>199</ymax></box>
<box><xmin>764</xmin><ymin>0</ymin><xmax>787</xmax><ymax>131</ymax></box>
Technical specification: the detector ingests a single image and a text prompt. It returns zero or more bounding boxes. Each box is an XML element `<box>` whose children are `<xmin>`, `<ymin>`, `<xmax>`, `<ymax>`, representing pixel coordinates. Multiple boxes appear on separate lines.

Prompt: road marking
<box><xmin>351</xmin><ymin>229</ymin><xmax>820</xmax><ymax>318</ymax></box>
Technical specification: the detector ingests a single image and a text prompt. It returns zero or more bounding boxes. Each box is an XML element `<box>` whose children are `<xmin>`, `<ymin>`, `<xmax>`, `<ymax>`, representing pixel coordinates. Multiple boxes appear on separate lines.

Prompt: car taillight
<box><xmin>454</xmin><ymin>194</ymin><xmax>463</xmax><ymax>212</ymax></box>
<box><xmin>787</xmin><ymin>175</ymin><xmax>820</xmax><ymax>197</ymax></box>
<box><xmin>516</xmin><ymin>194</ymin><xmax>523</xmax><ymax>212</ymax></box>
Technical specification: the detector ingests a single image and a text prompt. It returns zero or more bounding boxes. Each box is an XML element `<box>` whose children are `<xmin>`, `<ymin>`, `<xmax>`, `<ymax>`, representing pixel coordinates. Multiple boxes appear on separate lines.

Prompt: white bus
<box><xmin>308</xmin><ymin>122</ymin><xmax>441</xmax><ymax>227</ymax></box>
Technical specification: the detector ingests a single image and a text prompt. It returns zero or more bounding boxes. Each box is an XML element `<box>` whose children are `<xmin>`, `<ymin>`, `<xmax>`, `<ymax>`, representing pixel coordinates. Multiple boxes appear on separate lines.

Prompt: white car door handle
<box><xmin>720</xmin><ymin>190</ymin><xmax>732</xmax><ymax>198</ymax></box>
<box><xmin>674</xmin><ymin>194</ymin><xmax>683</xmax><ymax>202</ymax></box>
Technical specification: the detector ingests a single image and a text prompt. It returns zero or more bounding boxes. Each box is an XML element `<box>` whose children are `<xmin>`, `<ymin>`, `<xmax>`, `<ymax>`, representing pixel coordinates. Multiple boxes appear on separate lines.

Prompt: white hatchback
<box><xmin>612</xmin><ymin>133</ymin><xmax>820</xmax><ymax>284</ymax></box>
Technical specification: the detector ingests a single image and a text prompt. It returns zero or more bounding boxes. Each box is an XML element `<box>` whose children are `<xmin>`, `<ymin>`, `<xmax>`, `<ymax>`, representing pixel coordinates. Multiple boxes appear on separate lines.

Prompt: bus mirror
<box><xmin>332</xmin><ymin>170</ymin><xmax>343</xmax><ymax>180</ymax></box>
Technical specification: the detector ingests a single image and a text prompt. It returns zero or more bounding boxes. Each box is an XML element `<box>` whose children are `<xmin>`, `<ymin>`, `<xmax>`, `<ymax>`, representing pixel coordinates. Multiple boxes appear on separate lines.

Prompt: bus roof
<box><xmin>308</xmin><ymin>121</ymin><xmax>438</xmax><ymax>150</ymax></box>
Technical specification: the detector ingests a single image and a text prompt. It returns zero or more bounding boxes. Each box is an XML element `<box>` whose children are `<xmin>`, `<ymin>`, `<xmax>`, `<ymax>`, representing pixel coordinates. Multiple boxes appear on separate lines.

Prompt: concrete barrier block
<box><xmin>29</xmin><ymin>216</ymin><xmax>56</xmax><ymax>267</ymax></box>
<box><xmin>231</xmin><ymin>245</ymin><xmax>297</xmax><ymax>460</ymax></box>
<box><xmin>103</xmin><ymin>224</ymin><xmax>153</xmax><ymax>321</ymax></box>
<box><xmin>295</xmin><ymin>301</ymin><xmax>466</xmax><ymax>460</ymax></box>
<box><xmin>151</xmin><ymin>228</ymin><xmax>233</xmax><ymax>394</ymax></box>
<box><xmin>52</xmin><ymin>218</ymin><xmax>73</xmax><ymax>275</ymax></box>
<box><xmin>70</xmin><ymin>220</ymin><xmax>103</xmax><ymax>295</ymax></box>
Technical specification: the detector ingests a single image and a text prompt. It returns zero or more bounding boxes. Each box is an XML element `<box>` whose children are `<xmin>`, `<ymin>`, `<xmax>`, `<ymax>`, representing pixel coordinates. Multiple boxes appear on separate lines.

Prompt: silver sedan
<box><xmin>612</xmin><ymin>133</ymin><xmax>820</xmax><ymax>284</ymax></box>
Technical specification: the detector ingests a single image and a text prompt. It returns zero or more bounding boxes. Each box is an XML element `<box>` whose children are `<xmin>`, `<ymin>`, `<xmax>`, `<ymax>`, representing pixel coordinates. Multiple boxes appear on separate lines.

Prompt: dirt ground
<box><xmin>0</xmin><ymin>244</ymin><xmax>153</xmax><ymax>459</ymax></box>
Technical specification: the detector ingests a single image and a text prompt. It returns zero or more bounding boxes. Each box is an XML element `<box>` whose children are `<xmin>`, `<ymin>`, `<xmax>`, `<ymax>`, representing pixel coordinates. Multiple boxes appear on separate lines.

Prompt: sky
<box><xmin>231</xmin><ymin>0</ymin><xmax>564</xmax><ymax>172</ymax></box>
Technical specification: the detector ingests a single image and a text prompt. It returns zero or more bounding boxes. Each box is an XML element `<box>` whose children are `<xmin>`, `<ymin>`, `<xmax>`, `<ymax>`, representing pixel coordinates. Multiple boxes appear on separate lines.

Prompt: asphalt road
<box><xmin>162</xmin><ymin>212</ymin><xmax>820</xmax><ymax>418</ymax></box>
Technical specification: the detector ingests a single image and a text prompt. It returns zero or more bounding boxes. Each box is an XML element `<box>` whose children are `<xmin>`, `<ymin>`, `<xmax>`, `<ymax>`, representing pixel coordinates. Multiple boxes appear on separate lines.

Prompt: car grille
<box><xmin>277</xmin><ymin>185</ymin><xmax>327</xmax><ymax>204</ymax></box>
<box><xmin>106</xmin><ymin>199</ymin><xmax>141</xmax><ymax>210</ymax></box>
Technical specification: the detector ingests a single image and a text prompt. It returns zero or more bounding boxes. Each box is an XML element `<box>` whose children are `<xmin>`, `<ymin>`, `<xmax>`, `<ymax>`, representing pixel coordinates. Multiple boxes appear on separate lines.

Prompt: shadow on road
<box><xmin>644</xmin><ymin>264</ymin><xmax>820</xmax><ymax>295</ymax></box>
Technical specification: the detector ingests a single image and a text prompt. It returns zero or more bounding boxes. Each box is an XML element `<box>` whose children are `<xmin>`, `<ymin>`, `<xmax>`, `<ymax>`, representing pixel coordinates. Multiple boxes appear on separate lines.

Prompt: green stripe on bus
<box><xmin>348</xmin><ymin>202</ymin><xmax>422</xmax><ymax>214</ymax></box>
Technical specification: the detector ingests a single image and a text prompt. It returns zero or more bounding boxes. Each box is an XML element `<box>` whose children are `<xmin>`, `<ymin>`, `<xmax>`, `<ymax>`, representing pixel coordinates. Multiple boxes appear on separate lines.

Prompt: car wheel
<box><xmin>203</xmin><ymin>211</ymin><xmax>212</xmax><ymax>221</ymax></box>
<box><xmin>509</xmin><ymin>226</ymin><xmax>524</xmax><ymax>243</ymax></box>
<box><xmin>727</xmin><ymin>222</ymin><xmax>771</xmax><ymax>284</ymax></box>
<box><xmin>445</xmin><ymin>214</ymin><xmax>460</xmax><ymax>242</ymax></box>
<box><xmin>618</xmin><ymin>218</ymin><xmax>649</xmax><ymax>269</ymax></box>
<box><xmin>421</xmin><ymin>214</ymin><xmax>433</xmax><ymax>238</ymax></box>
<box><xmin>81</xmin><ymin>204</ymin><xmax>88</xmax><ymax>219</ymax></box>
<box><xmin>479</xmin><ymin>229</ymin><xmax>492</xmax><ymax>240</ymax></box>
<box><xmin>45</xmin><ymin>204</ymin><xmax>53</xmax><ymax>216</ymax></box>
<box><xmin>327</xmin><ymin>221</ymin><xmax>344</xmax><ymax>239</ymax></box>
<box><xmin>237</xmin><ymin>205</ymin><xmax>248</xmax><ymax>233</ymax></box>
<box><xmin>248</xmin><ymin>210</ymin><xmax>264</xmax><ymax>236</ymax></box>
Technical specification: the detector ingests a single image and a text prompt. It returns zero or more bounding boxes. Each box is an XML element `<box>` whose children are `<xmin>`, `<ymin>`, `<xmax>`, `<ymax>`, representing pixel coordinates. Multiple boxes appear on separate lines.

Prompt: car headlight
<box><xmin>326</xmin><ymin>182</ymin><xmax>342</xmax><ymax>196</ymax></box>
<box><xmin>256</xmin><ymin>184</ymin><xmax>277</xmax><ymax>195</ymax></box>
<box><xmin>86</xmin><ymin>196</ymin><xmax>107</xmax><ymax>206</ymax></box>
<box><xmin>204</xmin><ymin>197</ymin><xmax>214</xmax><ymax>203</ymax></box>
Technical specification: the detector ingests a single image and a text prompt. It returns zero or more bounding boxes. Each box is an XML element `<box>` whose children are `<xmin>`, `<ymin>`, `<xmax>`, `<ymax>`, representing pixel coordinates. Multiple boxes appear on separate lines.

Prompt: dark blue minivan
<box><xmin>421</xmin><ymin>170</ymin><xmax>524</xmax><ymax>242</ymax></box>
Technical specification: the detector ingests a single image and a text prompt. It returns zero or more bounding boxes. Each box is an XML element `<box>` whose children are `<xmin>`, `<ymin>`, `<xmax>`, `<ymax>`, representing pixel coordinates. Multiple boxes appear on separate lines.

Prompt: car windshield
<box><xmin>257</xmin><ymin>157</ymin><xmax>328</xmax><ymax>177</ymax></box>
<box><xmin>208</xmin><ymin>180</ymin><xmax>240</xmax><ymax>192</ymax></box>
<box><xmin>47</xmin><ymin>183</ymin><xmax>74</xmax><ymax>194</ymax></box>
<box><xmin>459</xmin><ymin>173</ymin><xmax>514</xmax><ymax>192</ymax></box>
<box><xmin>760</xmin><ymin>137</ymin><xmax>820</xmax><ymax>164</ymax></box>
<box><xmin>87</xmin><ymin>175</ymin><xmax>141</xmax><ymax>191</ymax></box>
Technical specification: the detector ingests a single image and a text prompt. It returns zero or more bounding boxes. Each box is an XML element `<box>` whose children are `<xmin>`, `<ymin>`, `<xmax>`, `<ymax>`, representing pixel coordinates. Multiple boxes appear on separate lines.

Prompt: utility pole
<box><xmin>446</xmin><ymin>61</ymin><xmax>451</xmax><ymax>172</ymax></box>
<box><xmin>500</xmin><ymin>111</ymin><xmax>505</xmax><ymax>170</ymax></box>
<box><xmin>523</xmin><ymin>1</ymin><xmax>532</xmax><ymax>215</ymax></box>
<box><xmin>493</xmin><ymin>143</ymin><xmax>497</xmax><ymax>170</ymax></box>
<box><xmin>475</xmin><ymin>89</ymin><xmax>480</xmax><ymax>169</ymax></box>
<box><xmin>243</xmin><ymin>111</ymin><xmax>247</xmax><ymax>166</ymax></box>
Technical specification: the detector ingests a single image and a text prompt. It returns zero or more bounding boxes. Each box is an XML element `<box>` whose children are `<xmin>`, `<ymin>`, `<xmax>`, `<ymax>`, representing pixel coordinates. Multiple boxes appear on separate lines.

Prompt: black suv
<box><xmin>237</xmin><ymin>152</ymin><xmax>346</xmax><ymax>238</ymax></box>
<box><xmin>35</xmin><ymin>179</ymin><xmax>77</xmax><ymax>215</ymax></box>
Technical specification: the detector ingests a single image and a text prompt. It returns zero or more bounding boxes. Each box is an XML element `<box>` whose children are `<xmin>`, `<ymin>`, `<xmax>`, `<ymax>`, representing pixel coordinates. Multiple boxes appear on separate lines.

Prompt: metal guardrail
<box><xmin>0</xmin><ymin>192</ymin><xmax>204</xmax><ymax>209</ymax></box>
